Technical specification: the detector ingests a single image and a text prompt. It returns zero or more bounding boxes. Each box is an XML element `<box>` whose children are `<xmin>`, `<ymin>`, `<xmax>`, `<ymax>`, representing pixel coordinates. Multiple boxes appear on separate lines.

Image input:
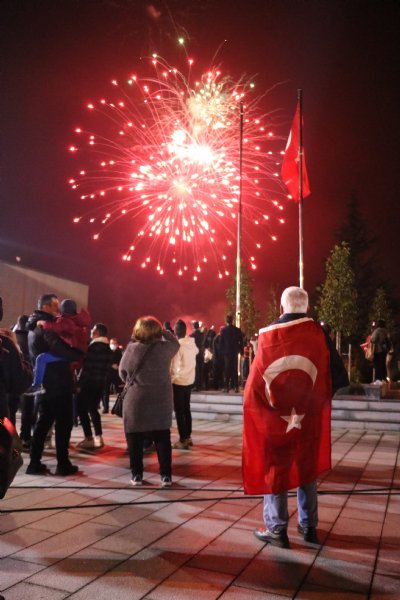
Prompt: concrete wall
<box><xmin>0</xmin><ymin>260</ymin><xmax>89</xmax><ymax>327</ymax></box>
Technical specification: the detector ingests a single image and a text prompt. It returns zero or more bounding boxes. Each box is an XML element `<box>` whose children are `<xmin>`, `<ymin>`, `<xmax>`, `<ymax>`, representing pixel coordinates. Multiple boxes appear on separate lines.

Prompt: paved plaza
<box><xmin>0</xmin><ymin>411</ymin><xmax>399</xmax><ymax>599</ymax></box>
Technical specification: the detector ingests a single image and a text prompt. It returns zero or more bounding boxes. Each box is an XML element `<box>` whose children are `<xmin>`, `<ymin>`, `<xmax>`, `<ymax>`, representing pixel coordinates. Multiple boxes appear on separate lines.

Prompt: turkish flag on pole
<box><xmin>281</xmin><ymin>102</ymin><xmax>311</xmax><ymax>201</ymax></box>
<box><xmin>242</xmin><ymin>318</ymin><xmax>332</xmax><ymax>495</ymax></box>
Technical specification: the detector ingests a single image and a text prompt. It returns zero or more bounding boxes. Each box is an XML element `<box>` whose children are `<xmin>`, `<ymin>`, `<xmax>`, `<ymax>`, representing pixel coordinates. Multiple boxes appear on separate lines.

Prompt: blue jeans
<box><xmin>263</xmin><ymin>481</ymin><xmax>318</xmax><ymax>533</ymax></box>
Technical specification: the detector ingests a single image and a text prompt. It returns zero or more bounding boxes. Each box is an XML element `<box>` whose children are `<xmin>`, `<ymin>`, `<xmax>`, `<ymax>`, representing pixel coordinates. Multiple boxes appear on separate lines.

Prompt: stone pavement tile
<box><xmin>198</xmin><ymin>500</ymin><xmax>255</xmax><ymax>523</ymax></box>
<box><xmin>340</xmin><ymin>505</ymin><xmax>386</xmax><ymax>523</ymax></box>
<box><xmin>2</xmin><ymin>582</ymin><xmax>69</xmax><ymax>599</ymax></box>
<box><xmin>150</xmin><ymin>515</ymin><xmax>232</xmax><ymax>556</ymax></box>
<box><xmin>296</xmin><ymin>583</ymin><xmax>367</xmax><ymax>599</ymax></box>
<box><xmin>0</xmin><ymin>556</ymin><xmax>44</xmax><ymax>590</ymax></box>
<box><xmin>370</xmin><ymin>573</ymin><xmax>400</xmax><ymax>599</ymax></box>
<box><xmin>12</xmin><ymin>521</ymin><xmax>119</xmax><ymax>565</ymax></box>
<box><xmin>65</xmin><ymin>547</ymin><xmax>190</xmax><ymax>600</ymax></box>
<box><xmin>93</xmin><ymin>517</ymin><xmax>175</xmax><ymax>555</ymax></box>
<box><xmin>0</xmin><ymin>508</ymin><xmax>59</xmax><ymax>534</ymax></box>
<box><xmin>387</xmin><ymin>495</ymin><xmax>400</xmax><ymax>515</ymax></box>
<box><xmin>145</xmin><ymin>565</ymin><xmax>233</xmax><ymax>600</ymax></box>
<box><xmin>376</xmin><ymin>543</ymin><xmax>400</xmax><ymax>576</ymax></box>
<box><xmin>26</xmin><ymin>546</ymin><xmax>128</xmax><ymax>593</ymax></box>
<box><xmin>319</xmin><ymin>537</ymin><xmax>377</xmax><ymax>567</ymax></box>
<box><xmin>187</xmin><ymin>524</ymin><xmax>260</xmax><ymax>575</ymax></box>
<box><xmin>233</xmin><ymin>501</ymin><xmax>263</xmax><ymax>531</ymax></box>
<box><xmin>27</xmin><ymin>508</ymin><xmax>92</xmax><ymax>533</ymax></box>
<box><xmin>0</xmin><ymin>525</ymin><xmax>55</xmax><ymax>558</ymax></box>
<box><xmin>381</xmin><ymin>513</ymin><xmax>400</xmax><ymax>543</ymax></box>
<box><xmin>328</xmin><ymin>516</ymin><xmax>383</xmax><ymax>545</ymax></box>
<box><xmin>146</xmin><ymin>498</ymin><xmax>206</xmax><ymax>525</ymax></box>
<box><xmin>90</xmin><ymin>505</ymin><xmax>157</xmax><ymax>528</ymax></box>
<box><xmin>306</xmin><ymin>555</ymin><xmax>372</xmax><ymax>594</ymax></box>
<box><xmin>218</xmin><ymin>585</ymin><xmax>286</xmax><ymax>599</ymax></box>
<box><xmin>235</xmin><ymin>545</ymin><xmax>313</xmax><ymax>596</ymax></box>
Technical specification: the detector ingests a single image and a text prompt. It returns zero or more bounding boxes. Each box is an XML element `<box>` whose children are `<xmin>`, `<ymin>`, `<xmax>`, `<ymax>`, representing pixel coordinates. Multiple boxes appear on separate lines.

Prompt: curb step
<box><xmin>190</xmin><ymin>391</ymin><xmax>400</xmax><ymax>431</ymax></box>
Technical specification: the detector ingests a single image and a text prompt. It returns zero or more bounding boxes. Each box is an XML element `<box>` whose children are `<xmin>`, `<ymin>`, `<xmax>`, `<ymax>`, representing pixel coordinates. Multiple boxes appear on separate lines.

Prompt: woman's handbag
<box><xmin>111</xmin><ymin>388</ymin><xmax>125</xmax><ymax>418</ymax></box>
<box><xmin>0</xmin><ymin>417</ymin><xmax>23</xmax><ymax>499</ymax></box>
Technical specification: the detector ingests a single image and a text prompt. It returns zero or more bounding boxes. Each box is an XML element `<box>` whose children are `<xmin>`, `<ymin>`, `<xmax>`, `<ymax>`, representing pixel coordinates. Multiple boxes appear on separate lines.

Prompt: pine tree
<box><xmin>335</xmin><ymin>192</ymin><xmax>377</xmax><ymax>340</ymax></box>
<box><xmin>317</xmin><ymin>242</ymin><xmax>358</xmax><ymax>350</ymax></box>
<box><xmin>369</xmin><ymin>287</ymin><xmax>394</xmax><ymax>334</ymax></box>
<box><xmin>264</xmin><ymin>283</ymin><xmax>280</xmax><ymax>325</ymax></box>
<box><xmin>226</xmin><ymin>264</ymin><xmax>259</xmax><ymax>339</ymax></box>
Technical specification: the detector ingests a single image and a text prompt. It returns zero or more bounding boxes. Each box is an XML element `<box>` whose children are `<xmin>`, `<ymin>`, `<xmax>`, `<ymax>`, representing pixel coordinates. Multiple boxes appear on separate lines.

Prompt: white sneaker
<box><xmin>77</xmin><ymin>437</ymin><xmax>95</xmax><ymax>449</ymax></box>
<box><xmin>130</xmin><ymin>475</ymin><xmax>143</xmax><ymax>486</ymax></box>
<box><xmin>94</xmin><ymin>435</ymin><xmax>104</xmax><ymax>448</ymax></box>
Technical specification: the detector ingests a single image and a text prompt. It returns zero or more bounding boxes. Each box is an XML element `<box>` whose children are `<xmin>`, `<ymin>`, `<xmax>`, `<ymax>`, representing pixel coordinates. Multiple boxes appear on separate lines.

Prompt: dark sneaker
<box><xmin>254</xmin><ymin>527</ymin><xmax>290</xmax><ymax>549</ymax></box>
<box><xmin>24</xmin><ymin>383</ymin><xmax>46</xmax><ymax>396</ymax></box>
<box><xmin>130</xmin><ymin>475</ymin><xmax>143</xmax><ymax>486</ymax></box>
<box><xmin>26</xmin><ymin>461</ymin><xmax>49</xmax><ymax>475</ymax></box>
<box><xmin>55</xmin><ymin>462</ymin><xmax>79</xmax><ymax>476</ymax></box>
<box><xmin>161</xmin><ymin>475</ymin><xmax>172</xmax><ymax>487</ymax></box>
<box><xmin>298</xmin><ymin>524</ymin><xmax>320</xmax><ymax>544</ymax></box>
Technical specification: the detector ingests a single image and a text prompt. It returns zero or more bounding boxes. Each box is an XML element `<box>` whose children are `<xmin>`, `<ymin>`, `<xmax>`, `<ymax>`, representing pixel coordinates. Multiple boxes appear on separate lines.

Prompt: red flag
<box><xmin>242</xmin><ymin>318</ymin><xmax>332</xmax><ymax>495</ymax></box>
<box><xmin>281</xmin><ymin>103</ymin><xmax>311</xmax><ymax>201</ymax></box>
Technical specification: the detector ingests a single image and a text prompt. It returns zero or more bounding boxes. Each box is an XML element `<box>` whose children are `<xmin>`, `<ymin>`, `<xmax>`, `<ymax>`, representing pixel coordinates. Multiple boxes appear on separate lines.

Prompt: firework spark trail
<box><xmin>69</xmin><ymin>55</ymin><xmax>286</xmax><ymax>279</ymax></box>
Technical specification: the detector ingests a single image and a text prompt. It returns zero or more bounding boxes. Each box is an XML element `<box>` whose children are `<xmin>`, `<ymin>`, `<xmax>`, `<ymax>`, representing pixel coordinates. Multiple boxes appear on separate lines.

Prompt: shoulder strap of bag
<box><xmin>124</xmin><ymin>342</ymin><xmax>155</xmax><ymax>388</ymax></box>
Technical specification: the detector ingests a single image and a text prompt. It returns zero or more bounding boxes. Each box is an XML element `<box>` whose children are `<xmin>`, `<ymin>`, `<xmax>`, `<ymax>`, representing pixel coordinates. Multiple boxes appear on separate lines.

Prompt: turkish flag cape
<box><xmin>242</xmin><ymin>318</ymin><xmax>332</xmax><ymax>495</ymax></box>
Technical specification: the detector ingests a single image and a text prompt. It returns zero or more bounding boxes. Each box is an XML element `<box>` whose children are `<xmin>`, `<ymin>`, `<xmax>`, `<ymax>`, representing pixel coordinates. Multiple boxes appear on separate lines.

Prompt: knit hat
<box><xmin>60</xmin><ymin>299</ymin><xmax>77</xmax><ymax>315</ymax></box>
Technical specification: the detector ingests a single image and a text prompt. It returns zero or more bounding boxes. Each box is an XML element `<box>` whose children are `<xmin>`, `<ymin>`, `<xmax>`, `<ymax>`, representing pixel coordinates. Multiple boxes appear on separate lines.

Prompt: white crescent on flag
<box><xmin>262</xmin><ymin>354</ymin><xmax>318</xmax><ymax>402</ymax></box>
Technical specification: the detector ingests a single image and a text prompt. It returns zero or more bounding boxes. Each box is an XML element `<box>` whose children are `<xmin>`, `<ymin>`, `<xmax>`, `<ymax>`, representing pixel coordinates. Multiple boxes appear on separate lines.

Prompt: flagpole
<box><xmin>298</xmin><ymin>88</ymin><xmax>304</xmax><ymax>288</ymax></box>
<box><xmin>235</xmin><ymin>101</ymin><xmax>244</xmax><ymax>330</ymax></box>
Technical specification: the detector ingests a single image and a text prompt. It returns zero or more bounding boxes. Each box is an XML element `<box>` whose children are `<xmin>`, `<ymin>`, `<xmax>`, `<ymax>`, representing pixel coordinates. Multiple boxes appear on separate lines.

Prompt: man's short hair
<box><xmin>226</xmin><ymin>315</ymin><xmax>234</xmax><ymax>325</ymax></box>
<box><xmin>174</xmin><ymin>319</ymin><xmax>187</xmax><ymax>338</ymax></box>
<box><xmin>38</xmin><ymin>293</ymin><xmax>58</xmax><ymax>309</ymax></box>
<box><xmin>281</xmin><ymin>287</ymin><xmax>308</xmax><ymax>314</ymax></box>
<box><xmin>93</xmin><ymin>322</ymin><xmax>108</xmax><ymax>337</ymax></box>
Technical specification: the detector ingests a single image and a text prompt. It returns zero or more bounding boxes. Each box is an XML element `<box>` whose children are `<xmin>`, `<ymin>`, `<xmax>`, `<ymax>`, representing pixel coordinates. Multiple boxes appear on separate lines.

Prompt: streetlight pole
<box><xmin>235</xmin><ymin>101</ymin><xmax>244</xmax><ymax>329</ymax></box>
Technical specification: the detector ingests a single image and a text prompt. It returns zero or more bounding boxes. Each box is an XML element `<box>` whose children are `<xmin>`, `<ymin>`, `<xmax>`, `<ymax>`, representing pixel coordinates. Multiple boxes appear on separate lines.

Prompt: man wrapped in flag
<box><xmin>242</xmin><ymin>287</ymin><xmax>348</xmax><ymax>548</ymax></box>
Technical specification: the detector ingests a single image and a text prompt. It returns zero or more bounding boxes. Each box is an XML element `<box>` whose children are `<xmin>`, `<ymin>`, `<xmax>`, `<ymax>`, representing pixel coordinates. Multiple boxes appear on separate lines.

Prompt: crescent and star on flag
<box><xmin>262</xmin><ymin>354</ymin><xmax>318</xmax><ymax>434</ymax></box>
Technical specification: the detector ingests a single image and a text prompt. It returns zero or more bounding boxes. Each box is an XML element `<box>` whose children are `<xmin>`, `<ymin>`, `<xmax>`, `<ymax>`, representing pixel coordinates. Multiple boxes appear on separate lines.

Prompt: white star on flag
<box><xmin>281</xmin><ymin>407</ymin><xmax>305</xmax><ymax>433</ymax></box>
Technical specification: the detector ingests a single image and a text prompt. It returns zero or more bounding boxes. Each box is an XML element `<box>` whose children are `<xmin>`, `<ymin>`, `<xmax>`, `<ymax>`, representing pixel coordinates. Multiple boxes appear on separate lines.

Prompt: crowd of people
<box><xmin>4</xmin><ymin>285</ymin><xmax>384</xmax><ymax>553</ymax></box>
<box><xmin>0</xmin><ymin>292</ymin><xmax>251</xmax><ymax>485</ymax></box>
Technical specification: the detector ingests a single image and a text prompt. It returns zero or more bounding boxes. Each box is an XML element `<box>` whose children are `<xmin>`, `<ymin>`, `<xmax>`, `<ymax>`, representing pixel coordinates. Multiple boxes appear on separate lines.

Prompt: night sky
<box><xmin>2</xmin><ymin>0</ymin><xmax>400</xmax><ymax>342</ymax></box>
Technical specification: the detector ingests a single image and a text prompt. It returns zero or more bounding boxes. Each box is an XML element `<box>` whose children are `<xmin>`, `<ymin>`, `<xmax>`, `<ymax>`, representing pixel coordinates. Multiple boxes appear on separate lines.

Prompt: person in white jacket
<box><xmin>171</xmin><ymin>319</ymin><xmax>199</xmax><ymax>449</ymax></box>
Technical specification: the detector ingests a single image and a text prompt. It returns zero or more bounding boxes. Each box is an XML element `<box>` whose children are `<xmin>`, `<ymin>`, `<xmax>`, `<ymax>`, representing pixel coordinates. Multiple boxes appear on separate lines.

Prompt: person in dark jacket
<box><xmin>7</xmin><ymin>314</ymin><xmax>30</xmax><ymax>427</ymax></box>
<box><xmin>212</xmin><ymin>326</ymin><xmax>224</xmax><ymax>390</ymax></box>
<box><xmin>101</xmin><ymin>338</ymin><xmax>123</xmax><ymax>414</ymax></box>
<box><xmin>25</xmin><ymin>294</ymin><xmax>83</xmax><ymax>476</ymax></box>
<box><xmin>0</xmin><ymin>299</ymin><xmax>32</xmax><ymax>421</ymax></box>
<box><xmin>76</xmin><ymin>323</ymin><xmax>112</xmax><ymax>449</ymax></box>
<box><xmin>220</xmin><ymin>315</ymin><xmax>244</xmax><ymax>393</ymax></box>
<box><xmin>190</xmin><ymin>321</ymin><xmax>205</xmax><ymax>390</ymax></box>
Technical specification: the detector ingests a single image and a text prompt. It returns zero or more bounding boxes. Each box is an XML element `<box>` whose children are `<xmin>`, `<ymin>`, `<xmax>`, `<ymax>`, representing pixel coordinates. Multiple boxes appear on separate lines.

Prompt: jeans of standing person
<box><xmin>125</xmin><ymin>429</ymin><xmax>171</xmax><ymax>478</ymax></box>
<box><xmin>77</xmin><ymin>384</ymin><xmax>103</xmax><ymax>438</ymax></box>
<box><xmin>173</xmin><ymin>383</ymin><xmax>192</xmax><ymax>441</ymax></box>
<box><xmin>263</xmin><ymin>481</ymin><xmax>318</xmax><ymax>532</ymax></box>
<box><xmin>30</xmin><ymin>391</ymin><xmax>74</xmax><ymax>468</ymax></box>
